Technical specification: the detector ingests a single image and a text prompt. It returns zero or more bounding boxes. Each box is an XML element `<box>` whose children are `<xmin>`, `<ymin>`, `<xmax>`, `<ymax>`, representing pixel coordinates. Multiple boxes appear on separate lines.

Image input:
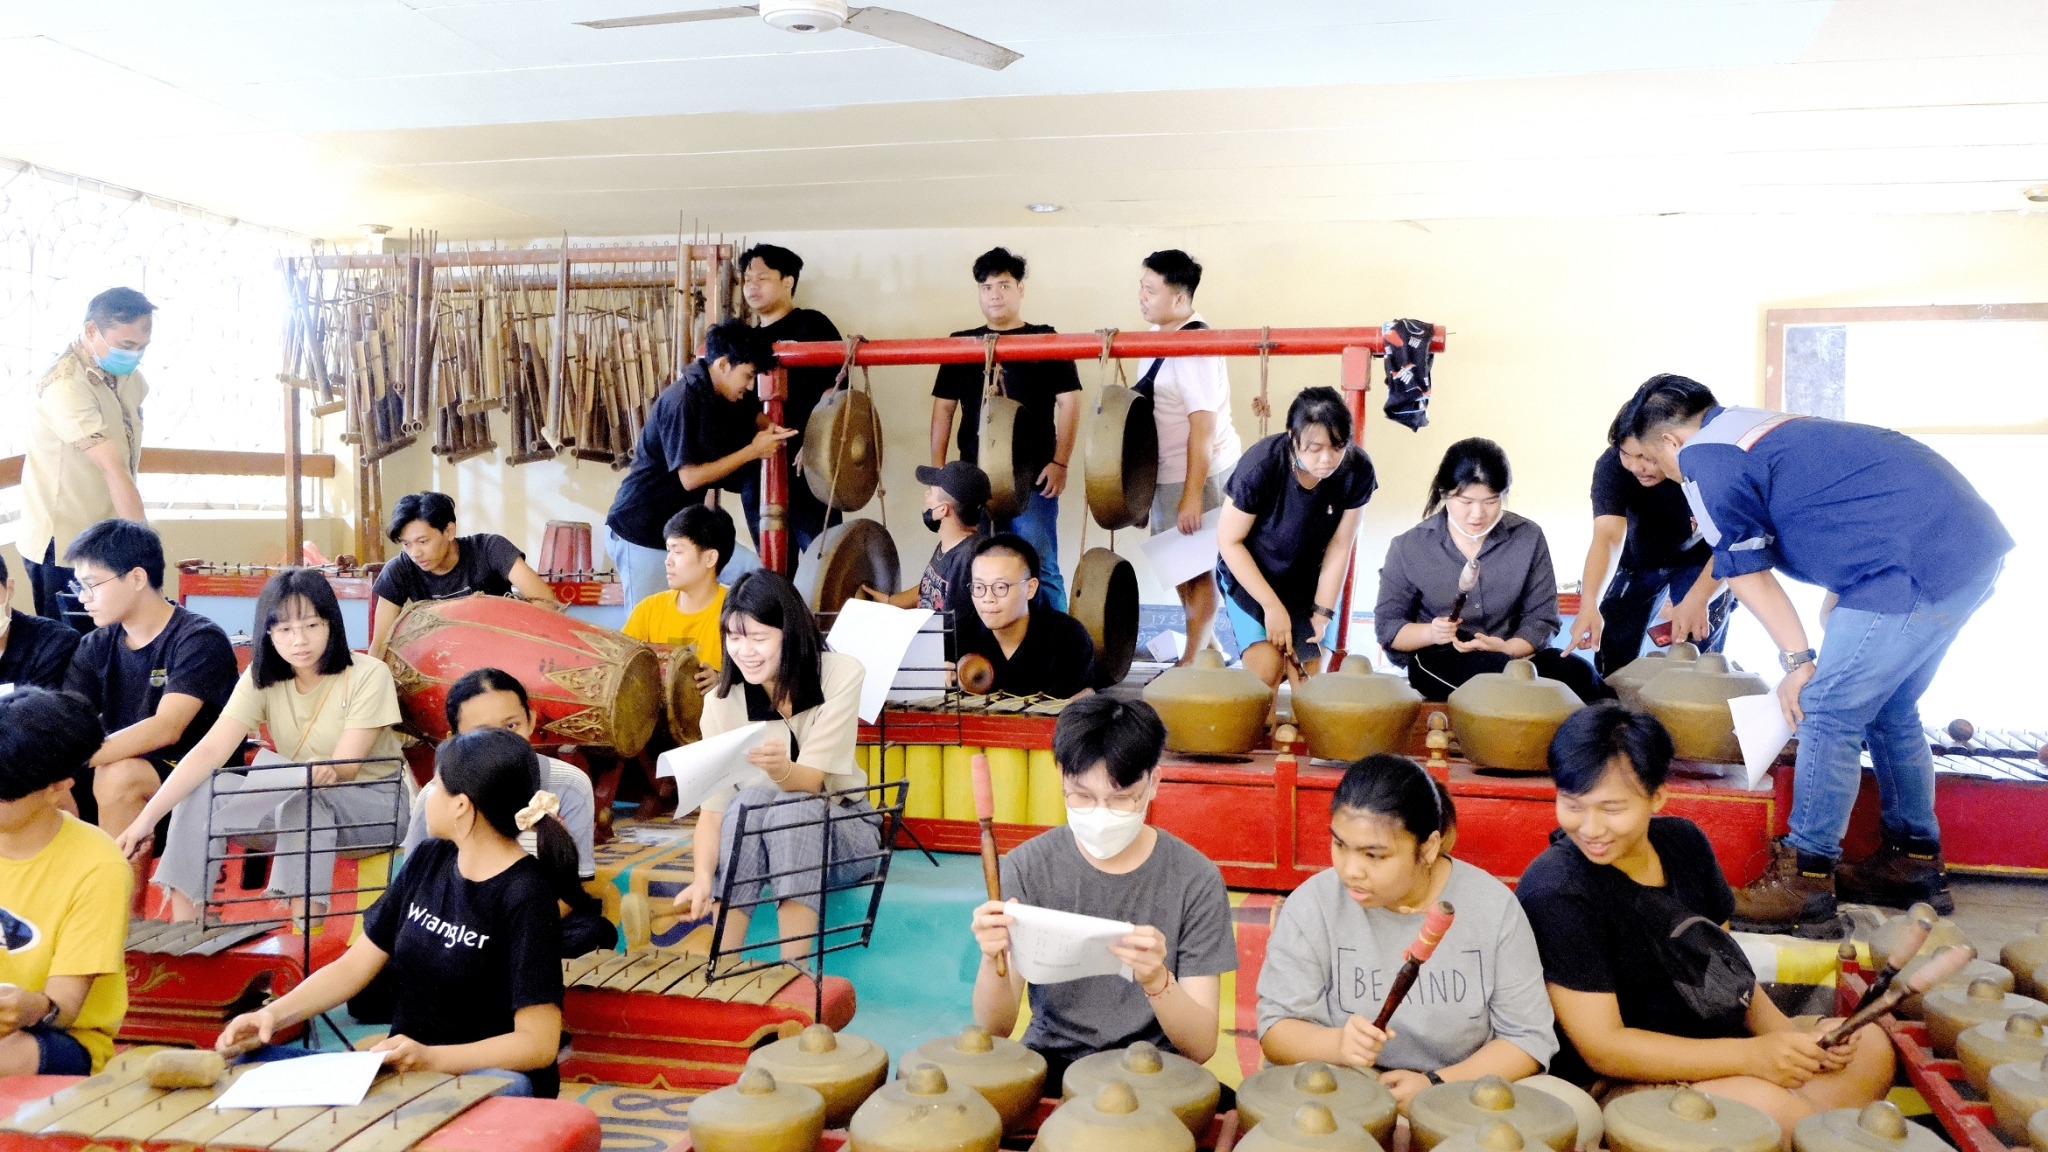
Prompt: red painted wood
<box><xmin>770</xmin><ymin>326</ymin><xmax>1445</xmax><ymax>369</ymax></box>
<box><xmin>1836</xmin><ymin>972</ymin><xmax>2022</xmax><ymax>1152</ymax></box>
<box><xmin>1776</xmin><ymin>759</ymin><xmax>2048</xmax><ymax>875</ymax></box>
<box><xmin>760</xmin><ymin>365</ymin><xmax>790</xmax><ymax>576</ymax></box>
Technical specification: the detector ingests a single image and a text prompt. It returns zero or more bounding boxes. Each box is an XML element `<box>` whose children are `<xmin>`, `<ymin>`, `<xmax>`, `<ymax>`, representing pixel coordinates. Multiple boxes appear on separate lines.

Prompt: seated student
<box><xmin>0</xmin><ymin>688</ymin><xmax>130</xmax><ymax>1076</ymax></box>
<box><xmin>1258</xmin><ymin>754</ymin><xmax>1559</xmax><ymax>1108</ymax></box>
<box><xmin>861</xmin><ymin>460</ymin><xmax>990</xmax><ymax>619</ymax></box>
<box><xmin>0</xmin><ymin>553</ymin><xmax>80</xmax><ymax>690</ymax></box>
<box><xmin>1218</xmin><ymin>387</ymin><xmax>1377</xmax><ymax>687</ymax></box>
<box><xmin>61</xmin><ymin>519</ymin><xmax>239</xmax><ymax>835</ymax></box>
<box><xmin>1378</xmin><ymin>438</ymin><xmax>1607</xmax><ymax>704</ymax></box>
<box><xmin>970</xmin><ymin>696</ymin><xmax>1235</xmax><ymax>1093</ymax></box>
<box><xmin>399</xmin><ymin>669</ymin><xmax>603</xmax><ymax>946</ymax></box>
<box><xmin>1516</xmin><ymin>706</ymin><xmax>1892</xmax><ymax>1140</ymax></box>
<box><xmin>621</xmin><ymin>505</ymin><xmax>732</xmax><ymax>697</ymax></box>
<box><xmin>672</xmin><ymin>571</ymin><xmax>881</xmax><ymax>961</ymax></box>
<box><xmin>116</xmin><ymin>569</ymin><xmax>406</xmax><ymax>926</ymax></box>
<box><xmin>218</xmin><ymin>727</ymin><xmax>569</xmax><ymax>1097</ymax></box>
<box><xmin>369</xmin><ymin>491</ymin><xmax>558</xmax><ymax>657</ymax></box>
<box><xmin>957</xmin><ymin>534</ymin><xmax>1095</xmax><ymax>698</ymax></box>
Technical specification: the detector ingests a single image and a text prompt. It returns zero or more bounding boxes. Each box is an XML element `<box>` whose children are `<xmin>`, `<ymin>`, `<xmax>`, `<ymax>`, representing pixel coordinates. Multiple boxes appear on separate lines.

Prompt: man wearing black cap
<box><xmin>861</xmin><ymin>460</ymin><xmax>990</xmax><ymax>616</ymax></box>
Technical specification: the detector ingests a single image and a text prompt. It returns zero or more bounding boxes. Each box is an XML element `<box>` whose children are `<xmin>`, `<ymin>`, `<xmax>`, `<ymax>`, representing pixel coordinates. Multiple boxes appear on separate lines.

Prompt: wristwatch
<box><xmin>36</xmin><ymin>993</ymin><xmax>60</xmax><ymax>1030</ymax></box>
<box><xmin>1425</xmin><ymin>1070</ymin><xmax>1444</xmax><ymax>1086</ymax></box>
<box><xmin>1779</xmin><ymin>648</ymin><xmax>1817</xmax><ymax>672</ymax></box>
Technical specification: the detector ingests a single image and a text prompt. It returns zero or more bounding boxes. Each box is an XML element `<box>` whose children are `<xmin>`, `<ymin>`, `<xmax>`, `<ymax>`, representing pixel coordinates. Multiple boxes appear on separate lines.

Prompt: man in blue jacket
<box><xmin>1629</xmin><ymin>375</ymin><xmax>2010</xmax><ymax>935</ymax></box>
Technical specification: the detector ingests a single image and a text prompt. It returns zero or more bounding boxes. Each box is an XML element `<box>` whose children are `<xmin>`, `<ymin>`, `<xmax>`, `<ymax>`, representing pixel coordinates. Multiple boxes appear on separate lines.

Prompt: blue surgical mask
<box><xmin>97</xmin><ymin>346</ymin><xmax>143</xmax><ymax>376</ymax></box>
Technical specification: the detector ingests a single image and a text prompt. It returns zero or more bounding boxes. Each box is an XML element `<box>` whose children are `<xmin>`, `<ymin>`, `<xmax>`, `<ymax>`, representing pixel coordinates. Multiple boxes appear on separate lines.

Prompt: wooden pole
<box><xmin>284</xmin><ymin>378</ymin><xmax>304</xmax><ymax>564</ymax></box>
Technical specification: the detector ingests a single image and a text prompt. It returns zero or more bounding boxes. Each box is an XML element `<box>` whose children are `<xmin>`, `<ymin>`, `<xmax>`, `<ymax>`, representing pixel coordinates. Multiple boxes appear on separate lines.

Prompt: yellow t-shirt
<box><xmin>0</xmin><ymin>813</ymin><xmax>133</xmax><ymax>1070</ymax></box>
<box><xmin>621</xmin><ymin>585</ymin><xmax>726</xmax><ymax>670</ymax></box>
<box><xmin>222</xmin><ymin>653</ymin><xmax>405</xmax><ymax>776</ymax></box>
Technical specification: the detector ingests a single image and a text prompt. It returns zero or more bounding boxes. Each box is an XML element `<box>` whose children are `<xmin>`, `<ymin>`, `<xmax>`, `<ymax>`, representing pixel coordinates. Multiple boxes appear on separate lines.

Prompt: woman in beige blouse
<box><xmin>672</xmin><ymin>571</ymin><xmax>880</xmax><ymax>961</ymax></box>
<box><xmin>116</xmin><ymin>569</ymin><xmax>405</xmax><ymax>926</ymax></box>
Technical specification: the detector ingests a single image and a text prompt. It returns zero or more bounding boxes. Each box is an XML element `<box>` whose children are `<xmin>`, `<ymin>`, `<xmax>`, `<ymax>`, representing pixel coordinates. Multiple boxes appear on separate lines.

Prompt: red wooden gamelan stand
<box><xmin>761</xmin><ymin>324</ymin><xmax>1444</xmax><ymax>664</ymax></box>
<box><xmin>1832</xmin><ymin>967</ymin><xmax>2026</xmax><ymax>1152</ymax></box>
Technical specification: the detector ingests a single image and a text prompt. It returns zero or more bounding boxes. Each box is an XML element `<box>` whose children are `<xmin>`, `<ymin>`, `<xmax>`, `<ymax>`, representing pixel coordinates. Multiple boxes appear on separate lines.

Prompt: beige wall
<box><xmin>340</xmin><ymin>211</ymin><xmax>2048</xmax><ymax>607</ymax></box>
<box><xmin>5</xmin><ymin>517</ymin><xmax>355</xmax><ymax>611</ymax></box>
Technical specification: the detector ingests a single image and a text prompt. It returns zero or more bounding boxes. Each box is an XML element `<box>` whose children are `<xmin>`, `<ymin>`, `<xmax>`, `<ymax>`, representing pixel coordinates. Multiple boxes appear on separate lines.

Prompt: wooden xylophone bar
<box><xmin>560</xmin><ymin>947</ymin><xmax>803</xmax><ymax>1005</ymax></box>
<box><xmin>126</xmin><ymin>919</ymin><xmax>276</xmax><ymax>959</ymax></box>
<box><xmin>0</xmin><ymin>1048</ymin><xmax>512</xmax><ymax>1152</ymax></box>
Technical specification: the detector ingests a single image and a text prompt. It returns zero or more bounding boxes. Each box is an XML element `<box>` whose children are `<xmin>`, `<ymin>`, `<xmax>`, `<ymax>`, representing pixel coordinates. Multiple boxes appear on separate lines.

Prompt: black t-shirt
<box><xmin>962</xmin><ymin>601</ymin><xmax>1096</xmax><ymax>698</ymax></box>
<box><xmin>365</xmin><ymin>838</ymin><xmax>565</xmax><ymax>1097</ymax></box>
<box><xmin>372</xmin><ymin>534</ymin><xmax>525</xmax><ymax>605</ymax></box>
<box><xmin>755</xmin><ymin>308</ymin><xmax>842</xmax><ymax>452</ymax></box>
<box><xmin>606</xmin><ymin>360</ymin><xmax>762</xmax><ymax>549</ymax></box>
<box><xmin>1219</xmin><ymin>433</ymin><xmax>1378</xmax><ymax>616</ymax></box>
<box><xmin>919</xmin><ymin>533</ymin><xmax>982</xmax><ymax>615</ymax></box>
<box><xmin>64</xmin><ymin>606</ymin><xmax>238</xmax><ymax>770</ymax></box>
<box><xmin>1515</xmin><ymin>816</ymin><xmax>1740</xmax><ymax>1086</ymax></box>
<box><xmin>0</xmin><ymin>608</ymin><xmax>80</xmax><ymax>690</ymax></box>
<box><xmin>1591</xmin><ymin>447</ymin><xmax>1709</xmax><ymax>572</ymax></box>
<box><xmin>931</xmin><ymin>324</ymin><xmax>1083</xmax><ymax>480</ymax></box>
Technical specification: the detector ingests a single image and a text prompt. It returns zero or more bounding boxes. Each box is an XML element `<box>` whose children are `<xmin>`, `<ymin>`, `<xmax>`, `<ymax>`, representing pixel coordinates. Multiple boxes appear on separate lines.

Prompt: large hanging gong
<box><xmin>980</xmin><ymin>391</ymin><xmax>1030</xmax><ymax>520</ymax></box>
<box><xmin>808</xmin><ymin>519</ymin><xmax>900</xmax><ymax>620</ymax></box>
<box><xmin>802</xmin><ymin>388</ymin><xmax>882</xmax><ymax>511</ymax></box>
<box><xmin>1070</xmin><ymin>547</ymin><xmax>1139</xmax><ymax>689</ymax></box>
<box><xmin>1084</xmin><ymin>384</ymin><xmax>1157</xmax><ymax>531</ymax></box>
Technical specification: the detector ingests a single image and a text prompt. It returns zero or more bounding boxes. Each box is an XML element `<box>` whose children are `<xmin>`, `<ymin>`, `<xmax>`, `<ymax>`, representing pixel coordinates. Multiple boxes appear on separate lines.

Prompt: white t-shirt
<box><xmin>1148</xmin><ymin>314</ymin><xmax>1242</xmax><ymax>485</ymax></box>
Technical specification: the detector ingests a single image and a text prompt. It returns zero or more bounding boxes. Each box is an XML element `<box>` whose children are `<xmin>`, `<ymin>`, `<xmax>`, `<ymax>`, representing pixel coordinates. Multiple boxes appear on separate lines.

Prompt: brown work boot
<box><xmin>1731</xmin><ymin>838</ymin><xmax>1843</xmax><ymax>938</ymax></box>
<box><xmin>1836</xmin><ymin>831</ymin><xmax>1955</xmax><ymax>914</ymax></box>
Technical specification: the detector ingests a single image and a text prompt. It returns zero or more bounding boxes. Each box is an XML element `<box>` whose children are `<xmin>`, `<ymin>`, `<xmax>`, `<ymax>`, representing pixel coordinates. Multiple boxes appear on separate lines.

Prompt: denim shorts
<box><xmin>30</xmin><ymin>1025</ymin><xmax>92</xmax><ymax>1075</ymax></box>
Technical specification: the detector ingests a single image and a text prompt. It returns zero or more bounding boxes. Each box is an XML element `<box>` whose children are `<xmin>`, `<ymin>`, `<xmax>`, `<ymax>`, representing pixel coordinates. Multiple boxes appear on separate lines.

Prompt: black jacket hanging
<box><xmin>1382</xmin><ymin>318</ymin><xmax>1435</xmax><ymax>431</ymax></box>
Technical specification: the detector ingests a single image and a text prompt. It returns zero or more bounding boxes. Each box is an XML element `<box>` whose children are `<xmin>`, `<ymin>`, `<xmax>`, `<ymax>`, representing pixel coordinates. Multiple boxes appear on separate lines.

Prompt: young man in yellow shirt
<box><xmin>622</xmin><ymin>505</ymin><xmax>735</xmax><ymax>688</ymax></box>
<box><xmin>0</xmin><ymin>687</ymin><xmax>133</xmax><ymax>1075</ymax></box>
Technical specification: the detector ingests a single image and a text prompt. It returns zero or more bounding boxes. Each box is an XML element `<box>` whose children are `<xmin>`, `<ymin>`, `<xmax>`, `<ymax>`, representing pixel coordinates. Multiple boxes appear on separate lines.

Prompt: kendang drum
<box><xmin>384</xmin><ymin>595</ymin><xmax>662</xmax><ymax>756</ymax></box>
<box><xmin>654</xmin><ymin>642</ymin><xmax>706</xmax><ymax>745</ymax></box>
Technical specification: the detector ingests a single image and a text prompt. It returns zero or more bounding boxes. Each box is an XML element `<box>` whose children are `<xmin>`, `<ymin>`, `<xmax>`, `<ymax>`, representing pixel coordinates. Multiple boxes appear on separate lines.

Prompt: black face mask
<box><xmin>922</xmin><ymin>509</ymin><xmax>943</xmax><ymax>532</ymax></box>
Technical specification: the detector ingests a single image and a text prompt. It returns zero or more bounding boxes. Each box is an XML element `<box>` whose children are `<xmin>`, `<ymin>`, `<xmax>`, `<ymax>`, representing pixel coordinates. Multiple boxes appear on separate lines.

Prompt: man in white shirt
<box><xmin>1136</xmin><ymin>251</ymin><xmax>1242</xmax><ymax>663</ymax></box>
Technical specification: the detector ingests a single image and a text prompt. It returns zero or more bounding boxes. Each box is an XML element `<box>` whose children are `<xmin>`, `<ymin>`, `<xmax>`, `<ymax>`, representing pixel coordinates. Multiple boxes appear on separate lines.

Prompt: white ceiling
<box><xmin>1</xmin><ymin>0</ymin><xmax>2045</xmax><ymax>237</ymax></box>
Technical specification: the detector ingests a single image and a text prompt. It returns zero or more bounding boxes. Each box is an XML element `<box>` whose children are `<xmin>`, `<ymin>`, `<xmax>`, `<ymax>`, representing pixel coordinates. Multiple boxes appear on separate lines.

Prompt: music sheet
<box><xmin>211</xmin><ymin>1051</ymin><xmax>384</xmax><ymax>1109</ymax></box>
<box><xmin>656</xmin><ymin>721</ymin><xmax>770</xmax><ymax>815</ymax></box>
<box><xmin>1004</xmin><ymin>900</ymin><xmax>1135</xmax><ymax>985</ymax></box>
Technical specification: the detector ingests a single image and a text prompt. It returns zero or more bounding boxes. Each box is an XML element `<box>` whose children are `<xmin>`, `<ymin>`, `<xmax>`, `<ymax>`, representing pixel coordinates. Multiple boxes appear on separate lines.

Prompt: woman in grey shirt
<box><xmin>1375</xmin><ymin>439</ymin><xmax>1608</xmax><ymax>703</ymax></box>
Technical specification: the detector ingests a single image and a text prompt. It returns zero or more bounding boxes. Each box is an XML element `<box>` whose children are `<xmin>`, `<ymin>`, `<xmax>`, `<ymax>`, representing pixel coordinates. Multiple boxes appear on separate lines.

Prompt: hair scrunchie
<box><xmin>514</xmin><ymin>790</ymin><xmax>561</xmax><ymax>832</ymax></box>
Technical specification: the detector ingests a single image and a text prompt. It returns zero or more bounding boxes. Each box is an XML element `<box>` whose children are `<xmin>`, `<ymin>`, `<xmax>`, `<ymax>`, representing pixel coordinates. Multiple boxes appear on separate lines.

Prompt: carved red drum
<box><xmin>384</xmin><ymin>595</ymin><xmax>662</xmax><ymax>755</ymax></box>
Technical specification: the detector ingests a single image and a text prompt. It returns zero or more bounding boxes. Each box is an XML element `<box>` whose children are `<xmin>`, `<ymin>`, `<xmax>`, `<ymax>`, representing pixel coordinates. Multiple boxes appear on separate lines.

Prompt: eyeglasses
<box><xmin>1063</xmin><ymin>789</ymin><xmax>1148</xmax><ymax>814</ymax></box>
<box><xmin>67</xmin><ymin>574</ymin><xmax>119</xmax><ymax>601</ymax></box>
<box><xmin>970</xmin><ymin>580</ymin><xmax>1025</xmax><ymax>601</ymax></box>
<box><xmin>267</xmin><ymin>620</ymin><xmax>330</xmax><ymax>640</ymax></box>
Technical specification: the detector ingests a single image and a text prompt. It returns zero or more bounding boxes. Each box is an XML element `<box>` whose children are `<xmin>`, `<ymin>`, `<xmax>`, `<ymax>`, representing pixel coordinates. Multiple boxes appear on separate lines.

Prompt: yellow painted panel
<box><xmin>1027</xmin><ymin>749</ymin><xmax>1065</xmax><ymax>826</ymax></box>
<box><xmin>943</xmin><ymin>745</ymin><xmax>983</xmax><ymax>821</ymax></box>
<box><xmin>986</xmin><ymin>747</ymin><xmax>1029</xmax><ymax>824</ymax></box>
<box><xmin>905</xmin><ymin>745</ymin><xmax>943</xmax><ymax>819</ymax></box>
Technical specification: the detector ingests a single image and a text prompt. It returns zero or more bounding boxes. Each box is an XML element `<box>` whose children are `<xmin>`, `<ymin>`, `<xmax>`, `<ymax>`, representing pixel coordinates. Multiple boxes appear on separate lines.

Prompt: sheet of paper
<box><xmin>657</xmin><ymin>721</ymin><xmax>770</xmax><ymax>815</ymax></box>
<box><xmin>211</xmin><ymin>1051</ymin><xmax>385</xmax><ymax>1110</ymax></box>
<box><xmin>1145</xmin><ymin>631</ymin><xmax>1186</xmax><ymax>662</ymax></box>
<box><xmin>1004</xmin><ymin>900</ymin><xmax>1135</xmax><ymax>985</ymax></box>
<box><xmin>1138</xmin><ymin>506</ymin><xmax>1224</xmax><ymax>588</ymax></box>
<box><xmin>825</xmin><ymin>599</ymin><xmax>937</xmax><ymax>723</ymax></box>
<box><xmin>1729</xmin><ymin>692</ymin><xmax>1794</xmax><ymax>789</ymax></box>
<box><xmin>886</xmin><ymin>628</ymin><xmax>952</xmax><ymax>704</ymax></box>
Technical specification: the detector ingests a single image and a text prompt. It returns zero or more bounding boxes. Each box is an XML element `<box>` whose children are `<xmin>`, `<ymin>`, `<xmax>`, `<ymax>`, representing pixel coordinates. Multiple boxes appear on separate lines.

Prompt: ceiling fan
<box><xmin>579</xmin><ymin>0</ymin><xmax>1022</xmax><ymax>71</ymax></box>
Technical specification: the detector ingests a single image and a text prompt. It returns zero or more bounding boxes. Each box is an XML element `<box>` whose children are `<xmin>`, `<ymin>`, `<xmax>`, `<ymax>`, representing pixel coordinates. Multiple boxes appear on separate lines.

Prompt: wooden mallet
<box><xmin>1823</xmin><ymin>943</ymin><xmax>1974</xmax><ymax>1049</ymax></box>
<box><xmin>972</xmin><ymin>754</ymin><xmax>1007</xmax><ymax>978</ymax></box>
<box><xmin>1372</xmin><ymin>902</ymin><xmax>1456</xmax><ymax>1031</ymax></box>
<box><xmin>620</xmin><ymin>891</ymin><xmax>689</xmax><ymax>951</ymax></box>
<box><xmin>1850</xmin><ymin>916</ymin><xmax>1932</xmax><ymax>1017</ymax></box>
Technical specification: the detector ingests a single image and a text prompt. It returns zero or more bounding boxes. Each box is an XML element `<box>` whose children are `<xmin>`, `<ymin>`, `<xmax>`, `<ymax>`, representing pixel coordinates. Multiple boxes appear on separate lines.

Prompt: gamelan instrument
<box><xmin>0</xmin><ymin>1048</ymin><xmax>599</xmax><ymax>1152</ymax></box>
<box><xmin>902</xmin><ymin>1026</ymin><xmax>1046</xmax><ymax>1133</ymax></box>
<box><xmin>1921</xmin><ymin>974</ymin><xmax>2048</xmax><ymax>1055</ymax></box>
<box><xmin>1792</xmin><ymin>1102</ymin><xmax>1950</xmax><ymax>1152</ymax></box>
<box><xmin>806</xmin><ymin>520</ymin><xmax>900</xmax><ymax>620</ymax></box>
<box><xmin>1035</xmin><ymin>1081</ymin><xmax>1190</xmax><ymax>1152</ymax></box>
<box><xmin>1823</xmin><ymin>944</ymin><xmax>1972</xmax><ymax>1049</ymax></box>
<box><xmin>562</xmin><ymin>944</ymin><xmax>804</xmax><ymax>1005</ymax></box>
<box><xmin>1082</xmin><ymin>381</ymin><xmax>1157</xmax><ymax>531</ymax></box>
<box><xmin>122</xmin><ymin>918</ymin><xmax>338</xmax><ymax>1048</ymax></box>
<box><xmin>1291</xmin><ymin>660</ymin><xmax>1424</xmax><ymax>762</ymax></box>
<box><xmin>970</xmin><ymin>756</ymin><xmax>1006</xmax><ymax>977</ymax></box>
<box><xmin>653</xmin><ymin>642</ymin><xmax>707</xmax><ymax>745</ymax></box>
<box><xmin>1602</xmin><ymin>1086</ymin><xmax>1782</xmax><ymax>1152</ymax></box>
<box><xmin>1408</xmin><ymin>1075</ymin><xmax>1577</xmax><ymax>1152</ymax></box>
<box><xmin>1069</xmin><ymin>548</ymin><xmax>1138</xmax><ymax>689</ymax></box>
<box><xmin>383</xmin><ymin>594</ymin><xmax>662</xmax><ymax>755</ymax></box>
<box><xmin>1234</xmin><ymin>1061</ymin><xmax>1396</xmax><ymax>1142</ymax></box>
<box><xmin>1850</xmin><ymin>915</ymin><xmax>1932</xmax><ymax>1017</ymax></box>
<box><xmin>1141</xmin><ymin>650</ymin><xmax>1273</xmax><ymax>756</ymax></box>
<box><xmin>956</xmin><ymin>652</ymin><xmax>997</xmax><ymax>697</ymax></box>
<box><xmin>1061</xmin><ymin>1041</ymin><xmax>1221</xmax><ymax>1136</ymax></box>
<box><xmin>748</xmin><ymin>1025</ymin><xmax>889</xmax><ymax>1130</ymax></box>
<box><xmin>1446</xmin><ymin>659</ymin><xmax>1584</xmax><ymax>773</ymax></box>
<box><xmin>1638</xmin><ymin>653</ymin><xmax>1768</xmax><ymax>764</ymax></box>
<box><xmin>686</xmin><ymin>1067</ymin><xmax>824</xmax><ymax>1152</ymax></box>
<box><xmin>847</xmin><ymin>1064</ymin><xmax>1002</xmax><ymax>1152</ymax></box>
<box><xmin>979</xmin><ymin>381</ymin><xmax>1028</xmax><ymax>521</ymax></box>
<box><xmin>1372</xmin><ymin>901</ymin><xmax>1455</xmax><ymax>1031</ymax></box>
<box><xmin>802</xmin><ymin>387</ymin><xmax>883</xmax><ymax>511</ymax></box>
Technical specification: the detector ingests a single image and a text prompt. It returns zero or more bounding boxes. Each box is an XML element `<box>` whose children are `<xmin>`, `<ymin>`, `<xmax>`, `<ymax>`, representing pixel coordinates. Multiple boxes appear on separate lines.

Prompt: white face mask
<box><xmin>1066</xmin><ymin>804</ymin><xmax>1149</xmax><ymax>860</ymax></box>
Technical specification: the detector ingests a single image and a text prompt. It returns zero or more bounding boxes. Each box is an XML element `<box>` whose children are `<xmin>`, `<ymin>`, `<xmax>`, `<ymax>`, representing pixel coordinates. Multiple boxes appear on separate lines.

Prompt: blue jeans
<box><xmin>607</xmin><ymin>526</ymin><xmax>759</xmax><ymax>611</ymax></box>
<box><xmin>998</xmin><ymin>488</ymin><xmax>1065</xmax><ymax>610</ymax></box>
<box><xmin>1595</xmin><ymin>560</ymin><xmax>1731</xmax><ymax>676</ymax></box>
<box><xmin>1784</xmin><ymin>561</ymin><xmax>2001</xmax><ymax>860</ymax></box>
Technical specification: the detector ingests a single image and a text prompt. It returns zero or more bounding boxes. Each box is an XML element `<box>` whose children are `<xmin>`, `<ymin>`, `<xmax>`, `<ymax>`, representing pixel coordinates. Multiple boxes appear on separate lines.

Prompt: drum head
<box><xmin>659</xmin><ymin>643</ymin><xmax>706</xmax><ymax>744</ymax></box>
<box><xmin>1071</xmin><ymin>547</ymin><xmax>1139</xmax><ymax>689</ymax></box>
<box><xmin>980</xmin><ymin>393</ymin><xmax>1029</xmax><ymax>520</ymax></box>
<box><xmin>811</xmin><ymin>519</ymin><xmax>901</xmax><ymax>620</ymax></box>
<box><xmin>1084</xmin><ymin>385</ymin><xmax>1158</xmax><ymax>531</ymax></box>
<box><xmin>802</xmin><ymin>388</ymin><xmax>882</xmax><ymax>511</ymax></box>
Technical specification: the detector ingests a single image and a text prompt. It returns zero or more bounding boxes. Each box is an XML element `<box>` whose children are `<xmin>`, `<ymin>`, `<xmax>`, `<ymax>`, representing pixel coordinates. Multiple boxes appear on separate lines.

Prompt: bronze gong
<box><xmin>1085</xmin><ymin>383</ymin><xmax>1158</xmax><ymax>531</ymax></box>
<box><xmin>803</xmin><ymin>388</ymin><xmax>883</xmax><ymax>511</ymax></box>
<box><xmin>980</xmin><ymin>390</ymin><xmax>1029</xmax><ymax>520</ymax></box>
<box><xmin>810</xmin><ymin>519</ymin><xmax>901</xmax><ymax>620</ymax></box>
<box><xmin>1071</xmin><ymin>548</ymin><xmax>1139</xmax><ymax>689</ymax></box>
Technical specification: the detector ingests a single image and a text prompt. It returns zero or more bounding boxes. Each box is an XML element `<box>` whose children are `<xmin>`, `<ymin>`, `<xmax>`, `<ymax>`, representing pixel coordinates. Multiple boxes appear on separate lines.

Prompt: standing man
<box><xmin>1136</xmin><ymin>250</ymin><xmax>1241</xmax><ymax>663</ymax></box>
<box><xmin>22</xmin><ymin>288</ymin><xmax>155</xmax><ymax>632</ymax></box>
<box><xmin>1629</xmin><ymin>375</ymin><xmax>2010</xmax><ymax>932</ymax></box>
<box><xmin>1568</xmin><ymin>388</ymin><xmax>1730</xmax><ymax>675</ymax></box>
<box><xmin>605</xmin><ymin>321</ymin><xmax>790</xmax><ymax>612</ymax></box>
<box><xmin>929</xmin><ymin>248</ymin><xmax>1082</xmax><ymax>609</ymax></box>
<box><xmin>367</xmin><ymin>491</ymin><xmax>558</xmax><ymax>657</ymax></box>
<box><xmin>739</xmin><ymin>244</ymin><xmax>844</xmax><ymax>559</ymax></box>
